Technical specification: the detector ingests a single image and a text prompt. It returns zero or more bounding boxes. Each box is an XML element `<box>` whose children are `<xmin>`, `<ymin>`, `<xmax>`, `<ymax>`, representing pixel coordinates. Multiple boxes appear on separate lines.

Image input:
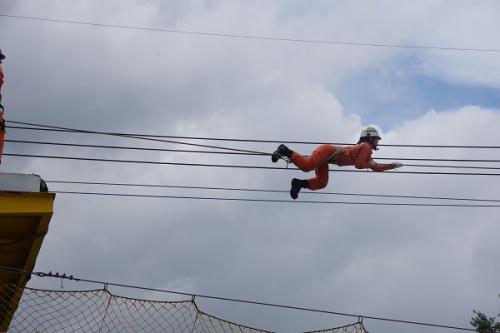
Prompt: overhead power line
<box><xmin>1</xmin><ymin>13</ymin><xmax>499</xmax><ymax>54</ymax></box>
<box><xmin>0</xmin><ymin>266</ymin><xmax>476</xmax><ymax>331</ymax></box>
<box><xmin>46</xmin><ymin>180</ymin><xmax>500</xmax><ymax>203</ymax></box>
<box><xmin>7</xmin><ymin>139</ymin><xmax>500</xmax><ymax>163</ymax></box>
<box><xmin>9</xmin><ymin>122</ymin><xmax>500</xmax><ymax>149</ymax></box>
<box><xmin>8</xmin><ymin>120</ymin><xmax>500</xmax><ymax>174</ymax></box>
<box><xmin>50</xmin><ymin>190</ymin><xmax>500</xmax><ymax>207</ymax></box>
<box><xmin>403</xmin><ymin>164</ymin><xmax>500</xmax><ymax>170</ymax></box>
<box><xmin>3</xmin><ymin>153</ymin><xmax>500</xmax><ymax>176</ymax></box>
<box><xmin>6</xmin><ymin>152</ymin><xmax>500</xmax><ymax>176</ymax></box>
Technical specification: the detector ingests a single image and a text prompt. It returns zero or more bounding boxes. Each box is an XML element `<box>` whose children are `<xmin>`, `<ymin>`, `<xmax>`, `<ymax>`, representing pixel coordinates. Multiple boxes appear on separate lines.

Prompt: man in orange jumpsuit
<box><xmin>271</xmin><ymin>127</ymin><xmax>403</xmax><ymax>199</ymax></box>
<box><xmin>0</xmin><ymin>49</ymin><xmax>5</xmax><ymax>164</ymax></box>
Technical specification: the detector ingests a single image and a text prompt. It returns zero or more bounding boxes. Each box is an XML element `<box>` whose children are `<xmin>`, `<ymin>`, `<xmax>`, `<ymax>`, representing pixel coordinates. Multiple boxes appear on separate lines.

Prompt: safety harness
<box><xmin>328</xmin><ymin>146</ymin><xmax>344</xmax><ymax>164</ymax></box>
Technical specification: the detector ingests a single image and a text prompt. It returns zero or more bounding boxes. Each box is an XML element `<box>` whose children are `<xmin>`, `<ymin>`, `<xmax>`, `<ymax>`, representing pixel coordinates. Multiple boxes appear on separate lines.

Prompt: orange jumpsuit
<box><xmin>291</xmin><ymin>143</ymin><xmax>394</xmax><ymax>190</ymax></box>
<box><xmin>0</xmin><ymin>63</ymin><xmax>4</xmax><ymax>164</ymax></box>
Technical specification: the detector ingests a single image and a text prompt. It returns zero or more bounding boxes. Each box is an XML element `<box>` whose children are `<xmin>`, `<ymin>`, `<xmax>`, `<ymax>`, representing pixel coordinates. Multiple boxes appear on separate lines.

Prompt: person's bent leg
<box><xmin>291</xmin><ymin>144</ymin><xmax>337</xmax><ymax>172</ymax></box>
<box><xmin>287</xmin><ymin>144</ymin><xmax>335</xmax><ymax>199</ymax></box>
<box><xmin>306</xmin><ymin>163</ymin><xmax>329</xmax><ymax>190</ymax></box>
<box><xmin>290</xmin><ymin>163</ymin><xmax>330</xmax><ymax>199</ymax></box>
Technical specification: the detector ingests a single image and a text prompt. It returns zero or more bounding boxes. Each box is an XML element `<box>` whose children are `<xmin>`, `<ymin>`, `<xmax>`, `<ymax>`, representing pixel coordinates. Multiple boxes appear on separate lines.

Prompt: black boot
<box><xmin>271</xmin><ymin>144</ymin><xmax>293</xmax><ymax>163</ymax></box>
<box><xmin>290</xmin><ymin>178</ymin><xmax>308</xmax><ymax>200</ymax></box>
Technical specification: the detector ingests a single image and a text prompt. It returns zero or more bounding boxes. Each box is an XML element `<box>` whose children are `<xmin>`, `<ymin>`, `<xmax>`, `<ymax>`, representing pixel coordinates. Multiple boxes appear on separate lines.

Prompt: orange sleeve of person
<box><xmin>354</xmin><ymin>143</ymin><xmax>394</xmax><ymax>172</ymax></box>
<box><xmin>369</xmin><ymin>162</ymin><xmax>394</xmax><ymax>172</ymax></box>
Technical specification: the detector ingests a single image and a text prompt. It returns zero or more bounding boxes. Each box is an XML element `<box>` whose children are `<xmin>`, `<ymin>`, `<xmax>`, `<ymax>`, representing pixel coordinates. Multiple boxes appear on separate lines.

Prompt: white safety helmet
<box><xmin>359</xmin><ymin>126</ymin><xmax>381</xmax><ymax>140</ymax></box>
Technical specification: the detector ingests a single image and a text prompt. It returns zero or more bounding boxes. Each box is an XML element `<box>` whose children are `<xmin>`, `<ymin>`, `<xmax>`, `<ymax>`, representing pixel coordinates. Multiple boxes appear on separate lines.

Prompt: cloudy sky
<box><xmin>1</xmin><ymin>1</ymin><xmax>500</xmax><ymax>332</ymax></box>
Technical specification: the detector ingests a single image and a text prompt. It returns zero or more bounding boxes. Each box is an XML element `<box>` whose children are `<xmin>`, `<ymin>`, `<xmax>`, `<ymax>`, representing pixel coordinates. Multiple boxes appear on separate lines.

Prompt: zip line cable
<box><xmin>49</xmin><ymin>191</ymin><xmax>500</xmax><ymax>207</ymax></box>
<box><xmin>1</xmin><ymin>13</ymin><xmax>499</xmax><ymax>54</ymax></box>
<box><xmin>7</xmin><ymin>121</ymin><xmax>272</xmax><ymax>156</ymax></box>
<box><xmin>8</xmin><ymin>120</ymin><xmax>500</xmax><ymax>173</ymax></box>
<box><xmin>6</xmin><ymin>153</ymin><xmax>500</xmax><ymax>176</ymax></box>
<box><xmin>46</xmin><ymin>180</ymin><xmax>500</xmax><ymax>203</ymax></box>
<box><xmin>7</xmin><ymin>138</ymin><xmax>500</xmax><ymax>163</ymax></box>
<box><xmin>5</xmin><ymin>139</ymin><xmax>263</xmax><ymax>155</ymax></box>
<box><xmin>401</xmin><ymin>164</ymin><xmax>500</xmax><ymax>170</ymax></box>
<box><xmin>0</xmin><ymin>266</ymin><xmax>476</xmax><ymax>332</ymax></box>
<box><xmin>9</xmin><ymin>122</ymin><xmax>500</xmax><ymax>149</ymax></box>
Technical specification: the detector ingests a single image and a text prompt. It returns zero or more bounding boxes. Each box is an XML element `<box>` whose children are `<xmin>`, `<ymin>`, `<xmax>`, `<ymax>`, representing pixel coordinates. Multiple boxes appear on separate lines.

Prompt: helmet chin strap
<box><xmin>369</xmin><ymin>138</ymin><xmax>379</xmax><ymax>150</ymax></box>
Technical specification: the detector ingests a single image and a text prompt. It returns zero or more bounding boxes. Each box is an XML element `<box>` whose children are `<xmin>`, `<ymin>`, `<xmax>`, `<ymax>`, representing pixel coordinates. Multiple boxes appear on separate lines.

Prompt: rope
<box><xmin>5</xmin><ymin>139</ymin><xmax>264</xmax><ymax>156</ymax></box>
<box><xmin>7</xmin><ymin>121</ymin><xmax>273</xmax><ymax>157</ymax></box>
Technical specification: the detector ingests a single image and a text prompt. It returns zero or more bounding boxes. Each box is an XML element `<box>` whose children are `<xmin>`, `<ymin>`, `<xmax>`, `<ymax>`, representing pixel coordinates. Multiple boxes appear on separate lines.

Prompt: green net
<box><xmin>0</xmin><ymin>282</ymin><xmax>367</xmax><ymax>332</ymax></box>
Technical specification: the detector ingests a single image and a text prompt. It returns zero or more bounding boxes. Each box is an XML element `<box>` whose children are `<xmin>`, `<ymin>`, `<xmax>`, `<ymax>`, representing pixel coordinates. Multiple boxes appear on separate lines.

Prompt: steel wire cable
<box><xmin>49</xmin><ymin>191</ymin><xmax>500</xmax><ymax>207</ymax></box>
<box><xmin>7</xmin><ymin>121</ymin><xmax>272</xmax><ymax>156</ymax></box>
<box><xmin>8</xmin><ymin>121</ymin><xmax>500</xmax><ymax>174</ymax></box>
<box><xmin>1</xmin><ymin>13</ymin><xmax>499</xmax><ymax>54</ymax></box>
<box><xmin>7</xmin><ymin>138</ymin><xmax>500</xmax><ymax>163</ymax></box>
<box><xmin>6</xmin><ymin>152</ymin><xmax>500</xmax><ymax>176</ymax></box>
<box><xmin>5</xmin><ymin>139</ymin><xmax>264</xmax><ymax>155</ymax></box>
<box><xmin>0</xmin><ymin>266</ymin><xmax>477</xmax><ymax>331</ymax></box>
<box><xmin>8</xmin><ymin>122</ymin><xmax>500</xmax><ymax>149</ymax></box>
<box><xmin>402</xmin><ymin>164</ymin><xmax>500</xmax><ymax>170</ymax></box>
<box><xmin>46</xmin><ymin>180</ymin><xmax>500</xmax><ymax>203</ymax></box>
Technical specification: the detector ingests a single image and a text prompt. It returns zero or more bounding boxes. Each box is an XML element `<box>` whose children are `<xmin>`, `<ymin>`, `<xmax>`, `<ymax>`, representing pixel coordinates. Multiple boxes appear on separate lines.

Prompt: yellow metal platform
<box><xmin>0</xmin><ymin>191</ymin><xmax>55</xmax><ymax>331</ymax></box>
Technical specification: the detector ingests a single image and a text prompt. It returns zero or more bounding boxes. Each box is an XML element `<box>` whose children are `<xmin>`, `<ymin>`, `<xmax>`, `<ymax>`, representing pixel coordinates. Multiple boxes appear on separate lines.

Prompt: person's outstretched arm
<box><xmin>354</xmin><ymin>144</ymin><xmax>402</xmax><ymax>172</ymax></box>
<box><xmin>366</xmin><ymin>160</ymin><xmax>402</xmax><ymax>172</ymax></box>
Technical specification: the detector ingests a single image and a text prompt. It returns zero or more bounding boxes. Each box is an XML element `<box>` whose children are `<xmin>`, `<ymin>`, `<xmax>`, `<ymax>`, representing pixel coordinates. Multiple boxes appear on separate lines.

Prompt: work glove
<box><xmin>392</xmin><ymin>162</ymin><xmax>403</xmax><ymax>169</ymax></box>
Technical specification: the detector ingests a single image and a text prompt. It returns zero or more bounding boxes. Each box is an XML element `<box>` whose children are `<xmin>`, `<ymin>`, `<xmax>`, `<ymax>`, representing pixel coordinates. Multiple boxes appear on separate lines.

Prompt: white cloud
<box><xmin>2</xmin><ymin>1</ymin><xmax>500</xmax><ymax>332</ymax></box>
